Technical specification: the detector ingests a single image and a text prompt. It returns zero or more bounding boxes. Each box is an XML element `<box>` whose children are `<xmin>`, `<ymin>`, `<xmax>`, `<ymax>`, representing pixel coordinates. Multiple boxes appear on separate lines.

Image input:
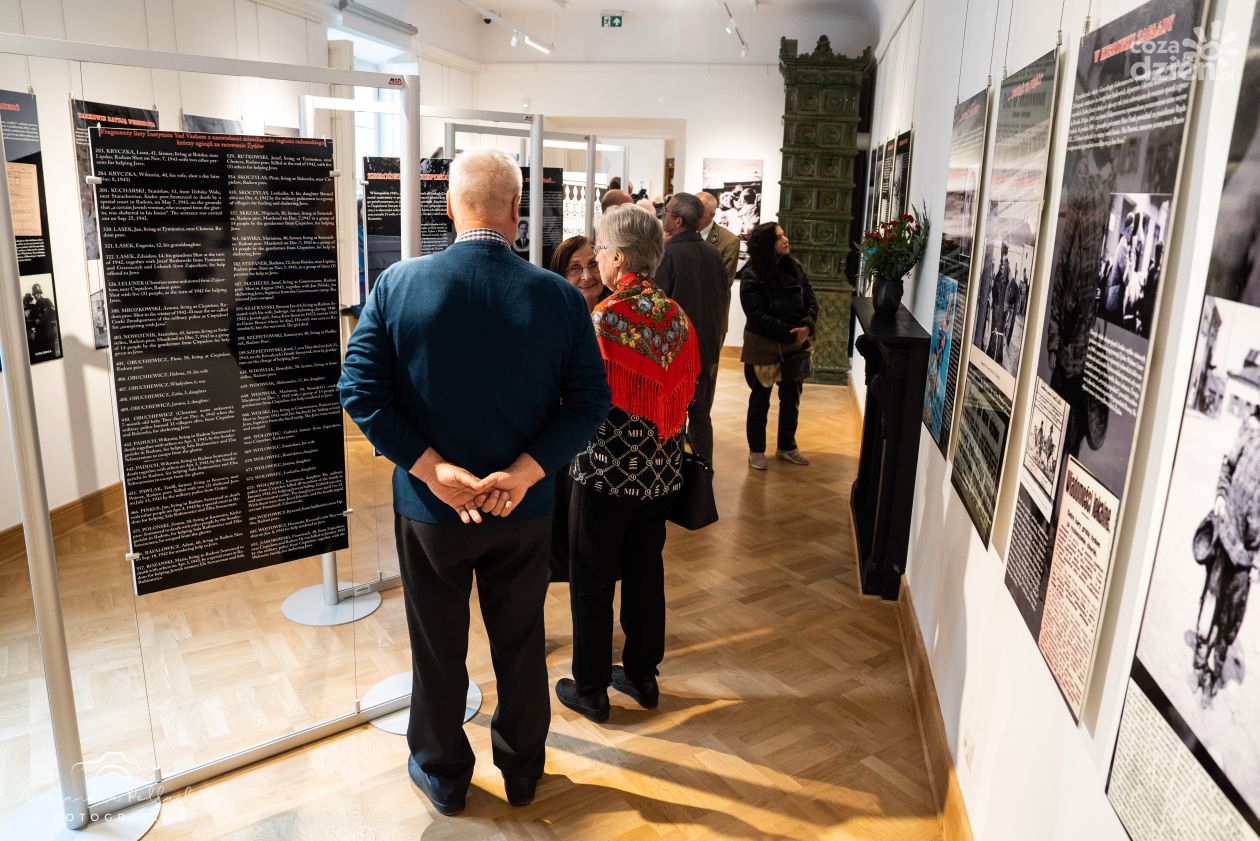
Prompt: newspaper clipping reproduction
<box><xmin>1001</xmin><ymin>0</ymin><xmax>1203</xmax><ymax>709</ymax></box>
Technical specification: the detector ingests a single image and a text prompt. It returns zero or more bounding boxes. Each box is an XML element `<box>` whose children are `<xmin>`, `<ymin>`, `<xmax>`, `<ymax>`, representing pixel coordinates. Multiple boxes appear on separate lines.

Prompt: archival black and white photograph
<box><xmin>970</xmin><ymin>209</ymin><xmax>1037</xmax><ymax>394</ymax></box>
<box><xmin>180</xmin><ymin>113</ymin><xmax>245</xmax><ymax>134</ymax></box>
<box><xmin>20</xmin><ymin>274</ymin><xmax>60</xmax><ymax>362</ymax></box>
<box><xmin>1134</xmin><ymin>295</ymin><xmax>1260</xmax><ymax>822</ymax></box>
<box><xmin>1022</xmin><ymin>379</ymin><xmax>1070</xmax><ymax>515</ymax></box>
<box><xmin>1110</xmin><ymin>7</ymin><xmax>1260</xmax><ymax>836</ymax></box>
<box><xmin>702</xmin><ymin>157</ymin><xmax>763</xmax><ymax>239</ymax></box>
<box><xmin>1095</xmin><ymin>192</ymin><xmax>1171</xmax><ymax>340</ymax></box>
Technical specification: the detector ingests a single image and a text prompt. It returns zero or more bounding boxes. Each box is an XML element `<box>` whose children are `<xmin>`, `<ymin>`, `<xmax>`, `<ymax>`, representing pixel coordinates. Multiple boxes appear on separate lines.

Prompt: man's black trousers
<box><xmin>395</xmin><ymin>513</ymin><xmax>551</xmax><ymax>799</ymax></box>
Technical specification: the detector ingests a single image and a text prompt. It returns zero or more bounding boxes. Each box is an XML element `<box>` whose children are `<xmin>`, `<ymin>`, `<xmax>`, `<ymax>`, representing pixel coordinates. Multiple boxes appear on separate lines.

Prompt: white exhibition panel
<box><xmin>860</xmin><ymin>0</ymin><xmax>1260</xmax><ymax>839</ymax></box>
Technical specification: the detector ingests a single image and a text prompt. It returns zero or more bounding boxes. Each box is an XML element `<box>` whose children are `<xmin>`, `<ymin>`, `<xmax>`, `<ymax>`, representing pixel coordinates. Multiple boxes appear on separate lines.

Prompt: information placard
<box><xmin>0</xmin><ymin>89</ymin><xmax>61</xmax><ymax>366</ymax></box>
<box><xmin>363</xmin><ymin>155</ymin><xmax>401</xmax><ymax>295</ymax></box>
<box><xmin>922</xmin><ymin>89</ymin><xmax>990</xmax><ymax>453</ymax></box>
<box><xmin>952</xmin><ymin>50</ymin><xmax>1060</xmax><ymax>541</ymax></box>
<box><xmin>71</xmin><ymin>98</ymin><xmax>159</xmax><ymax>348</ymax></box>
<box><xmin>90</xmin><ymin>129</ymin><xmax>348</xmax><ymax>595</ymax></box>
<box><xmin>1002</xmin><ymin>0</ymin><xmax>1205</xmax><ymax>719</ymax></box>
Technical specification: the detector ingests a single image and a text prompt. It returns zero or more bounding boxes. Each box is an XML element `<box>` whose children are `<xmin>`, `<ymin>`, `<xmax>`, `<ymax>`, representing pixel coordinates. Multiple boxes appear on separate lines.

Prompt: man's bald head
<box><xmin>447</xmin><ymin>149</ymin><xmax>522</xmax><ymax>233</ymax></box>
<box><xmin>600</xmin><ymin>189</ymin><xmax>633</xmax><ymax>212</ymax></box>
<box><xmin>697</xmin><ymin>191</ymin><xmax>718</xmax><ymax>229</ymax></box>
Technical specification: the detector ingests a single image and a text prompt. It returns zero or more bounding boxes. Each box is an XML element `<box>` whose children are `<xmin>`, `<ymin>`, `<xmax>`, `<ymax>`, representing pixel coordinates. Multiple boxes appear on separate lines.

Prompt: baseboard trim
<box><xmin>720</xmin><ymin>345</ymin><xmax>742</xmax><ymax>361</ymax></box>
<box><xmin>897</xmin><ymin>586</ymin><xmax>975</xmax><ymax>841</ymax></box>
<box><xmin>848</xmin><ymin>381</ymin><xmax>864</xmax><ymax>421</ymax></box>
<box><xmin>0</xmin><ymin>483</ymin><xmax>123</xmax><ymax>563</ymax></box>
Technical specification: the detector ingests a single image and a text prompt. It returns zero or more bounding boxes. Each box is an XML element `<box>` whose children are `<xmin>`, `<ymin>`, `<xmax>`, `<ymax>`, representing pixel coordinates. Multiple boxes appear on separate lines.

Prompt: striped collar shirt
<box><xmin>454</xmin><ymin>228</ymin><xmax>510</xmax><ymax>247</ymax></box>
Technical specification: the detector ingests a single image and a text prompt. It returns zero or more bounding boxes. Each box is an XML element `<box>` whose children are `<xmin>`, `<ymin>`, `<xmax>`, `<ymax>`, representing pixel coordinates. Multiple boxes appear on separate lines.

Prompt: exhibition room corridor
<box><xmin>0</xmin><ymin>361</ymin><xmax>941</xmax><ymax>840</ymax></box>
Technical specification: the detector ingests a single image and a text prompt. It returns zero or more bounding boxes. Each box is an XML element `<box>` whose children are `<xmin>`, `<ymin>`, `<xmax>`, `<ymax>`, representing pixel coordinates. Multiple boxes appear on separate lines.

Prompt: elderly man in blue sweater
<box><xmin>339</xmin><ymin>149</ymin><xmax>609</xmax><ymax>816</ymax></box>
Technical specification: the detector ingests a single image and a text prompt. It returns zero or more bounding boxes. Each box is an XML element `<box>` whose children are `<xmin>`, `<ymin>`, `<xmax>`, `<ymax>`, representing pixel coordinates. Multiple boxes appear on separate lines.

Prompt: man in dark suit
<box><xmin>698</xmin><ymin>190</ymin><xmax>740</xmax><ymax>282</ymax></box>
<box><xmin>656</xmin><ymin>192</ymin><xmax>729</xmax><ymax>461</ymax></box>
<box><xmin>698</xmin><ymin>190</ymin><xmax>740</xmax><ymax>345</ymax></box>
<box><xmin>339</xmin><ymin>149</ymin><xmax>610</xmax><ymax>816</ymax></box>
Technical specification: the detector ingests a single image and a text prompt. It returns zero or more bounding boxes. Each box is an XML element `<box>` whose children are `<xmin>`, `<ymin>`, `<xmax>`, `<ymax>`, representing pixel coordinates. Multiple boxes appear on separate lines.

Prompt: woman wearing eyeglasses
<box><xmin>551</xmin><ymin>236</ymin><xmax>607</xmax><ymax>312</ymax></box>
<box><xmin>548</xmin><ymin>236</ymin><xmax>610</xmax><ymax>586</ymax></box>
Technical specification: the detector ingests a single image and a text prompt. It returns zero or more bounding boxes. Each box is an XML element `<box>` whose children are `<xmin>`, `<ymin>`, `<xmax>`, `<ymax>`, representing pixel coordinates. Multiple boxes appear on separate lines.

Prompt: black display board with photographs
<box><xmin>952</xmin><ymin>51</ymin><xmax>1060</xmax><ymax>543</ymax></box>
<box><xmin>418</xmin><ymin>159</ymin><xmax>563</xmax><ymax>266</ymax></box>
<box><xmin>922</xmin><ymin>90</ymin><xmax>990</xmax><ymax>455</ymax></box>
<box><xmin>70</xmin><ymin>99</ymin><xmax>159</xmax><ymax>349</ymax></box>
<box><xmin>878</xmin><ymin>136</ymin><xmax>897</xmax><ymax>224</ymax></box>
<box><xmin>1003</xmin><ymin>0</ymin><xmax>1205</xmax><ymax>721</ymax></box>
<box><xmin>519</xmin><ymin>166</ymin><xmax>565</xmax><ymax>268</ymax></box>
<box><xmin>419</xmin><ymin>157</ymin><xmax>453</xmax><ymax>255</ymax></box>
<box><xmin>1</xmin><ymin>90</ymin><xmax>61</xmax><ymax>366</ymax></box>
<box><xmin>90</xmin><ymin>129</ymin><xmax>348</xmax><ymax>595</ymax></box>
<box><xmin>1107</xmin><ymin>6</ymin><xmax>1260</xmax><ymax>838</ymax></box>
<box><xmin>892</xmin><ymin>130</ymin><xmax>913</xmax><ymax>220</ymax></box>
<box><xmin>363</xmin><ymin>155</ymin><xmax>401</xmax><ymax>298</ymax></box>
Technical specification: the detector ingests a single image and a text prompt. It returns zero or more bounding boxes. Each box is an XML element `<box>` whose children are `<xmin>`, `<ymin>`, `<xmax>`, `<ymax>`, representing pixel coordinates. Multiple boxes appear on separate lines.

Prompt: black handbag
<box><xmin>667</xmin><ymin>434</ymin><xmax>718</xmax><ymax>530</ymax></box>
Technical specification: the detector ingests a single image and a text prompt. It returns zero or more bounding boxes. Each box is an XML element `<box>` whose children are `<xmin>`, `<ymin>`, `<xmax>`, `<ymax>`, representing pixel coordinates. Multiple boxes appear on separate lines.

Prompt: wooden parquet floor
<box><xmin>0</xmin><ymin>359</ymin><xmax>941</xmax><ymax>840</ymax></box>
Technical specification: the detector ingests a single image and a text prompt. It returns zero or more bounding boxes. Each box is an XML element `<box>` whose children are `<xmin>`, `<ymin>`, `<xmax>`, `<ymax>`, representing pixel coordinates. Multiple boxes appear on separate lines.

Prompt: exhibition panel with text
<box><xmin>951</xmin><ymin>49</ymin><xmax>1060</xmax><ymax>544</ymax></box>
<box><xmin>923</xmin><ymin>89</ymin><xmax>989</xmax><ymax>455</ymax></box>
<box><xmin>1003</xmin><ymin>0</ymin><xmax>1205</xmax><ymax>720</ymax></box>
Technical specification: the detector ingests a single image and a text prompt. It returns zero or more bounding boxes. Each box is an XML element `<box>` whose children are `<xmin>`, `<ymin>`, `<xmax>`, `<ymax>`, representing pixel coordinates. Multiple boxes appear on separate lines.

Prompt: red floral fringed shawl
<box><xmin>591</xmin><ymin>273</ymin><xmax>700</xmax><ymax>439</ymax></box>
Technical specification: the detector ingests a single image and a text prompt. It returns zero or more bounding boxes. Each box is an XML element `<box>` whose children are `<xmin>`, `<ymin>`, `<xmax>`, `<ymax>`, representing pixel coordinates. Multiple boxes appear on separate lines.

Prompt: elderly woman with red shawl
<box><xmin>555</xmin><ymin>205</ymin><xmax>700</xmax><ymax>723</ymax></box>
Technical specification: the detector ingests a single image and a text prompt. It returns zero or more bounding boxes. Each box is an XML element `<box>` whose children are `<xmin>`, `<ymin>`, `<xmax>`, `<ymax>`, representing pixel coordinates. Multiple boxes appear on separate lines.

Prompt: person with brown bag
<box><xmin>739</xmin><ymin>221</ymin><xmax>818</xmax><ymax>470</ymax></box>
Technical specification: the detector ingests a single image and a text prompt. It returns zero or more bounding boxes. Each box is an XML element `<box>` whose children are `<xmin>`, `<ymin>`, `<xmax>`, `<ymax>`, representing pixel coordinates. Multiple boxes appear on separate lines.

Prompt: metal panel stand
<box><xmin>281</xmin><ymin>552</ymin><xmax>382</xmax><ymax>626</ymax></box>
<box><xmin>361</xmin><ymin>672</ymin><xmax>482</xmax><ymax>734</ymax></box>
<box><xmin>0</xmin><ymin>124</ymin><xmax>156</xmax><ymax>838</ymax></box>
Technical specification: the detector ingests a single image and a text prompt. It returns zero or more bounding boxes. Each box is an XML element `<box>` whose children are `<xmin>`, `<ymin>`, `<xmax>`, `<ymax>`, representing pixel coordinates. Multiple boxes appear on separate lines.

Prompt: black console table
<box><xmin>850</xmin><ymin>297</ymin><xmax>929</xmax><ymax>600</ymax></box>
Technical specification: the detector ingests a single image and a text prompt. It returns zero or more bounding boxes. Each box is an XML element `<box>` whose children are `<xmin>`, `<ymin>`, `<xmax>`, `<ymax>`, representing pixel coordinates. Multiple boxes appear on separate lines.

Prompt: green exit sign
<box><xmin>601</xmin><ymin>11</ymin><xmax>623</xmax><ymax>27</ymax></box>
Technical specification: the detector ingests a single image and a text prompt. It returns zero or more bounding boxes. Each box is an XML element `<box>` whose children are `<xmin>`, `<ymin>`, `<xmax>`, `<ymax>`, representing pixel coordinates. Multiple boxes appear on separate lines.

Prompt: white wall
<box><xmin>0</xmin><ymin>0</ymin><xmax>480</xmax><ymax>532</ymax></box>
<box><xmin>478</xmin><ymin>61</ymin><xmax>795</xmax><ymax>348</ymax></box>
<box><xmin>862</xmin><ymin>0</ymin><xmax>1256</xmax><ymax>838</ymax></box>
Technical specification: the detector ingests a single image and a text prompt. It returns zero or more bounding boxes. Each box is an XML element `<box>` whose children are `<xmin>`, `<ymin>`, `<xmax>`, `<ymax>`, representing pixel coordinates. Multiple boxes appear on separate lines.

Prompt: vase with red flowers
<box><xmin>857</xmin><ymin>204</ymin><xmax>931</xmax><ymax>317</ymax></box>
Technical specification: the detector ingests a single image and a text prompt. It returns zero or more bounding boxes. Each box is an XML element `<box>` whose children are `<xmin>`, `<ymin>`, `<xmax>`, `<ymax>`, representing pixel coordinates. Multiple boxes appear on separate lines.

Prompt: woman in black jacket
<box><xmin>739</xmin><ymin>221</ymin><xmax>818</xmax><ymax>470</ymax></box>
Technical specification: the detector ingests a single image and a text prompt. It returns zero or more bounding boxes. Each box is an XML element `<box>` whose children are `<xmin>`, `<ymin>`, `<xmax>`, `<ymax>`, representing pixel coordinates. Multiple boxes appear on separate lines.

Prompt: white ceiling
<box><xmin>437</xmin><ymin>0</ymin><xmax>886</xmax><ymax>64</ymax></box>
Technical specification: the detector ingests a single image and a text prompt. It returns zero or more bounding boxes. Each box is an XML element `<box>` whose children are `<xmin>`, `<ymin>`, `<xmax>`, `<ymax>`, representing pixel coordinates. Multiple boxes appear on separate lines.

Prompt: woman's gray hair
<box><xmin>597</xmin><ymin>204</ymin><xmax>665</xmax><ymax>276</ymax></box>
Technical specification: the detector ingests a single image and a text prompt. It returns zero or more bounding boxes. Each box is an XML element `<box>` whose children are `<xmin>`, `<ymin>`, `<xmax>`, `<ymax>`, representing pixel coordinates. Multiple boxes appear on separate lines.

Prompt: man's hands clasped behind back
<box><xmin>410</xmin><ymin>448</ymin><xmax>547</xmax><ymax>524</ymax></box>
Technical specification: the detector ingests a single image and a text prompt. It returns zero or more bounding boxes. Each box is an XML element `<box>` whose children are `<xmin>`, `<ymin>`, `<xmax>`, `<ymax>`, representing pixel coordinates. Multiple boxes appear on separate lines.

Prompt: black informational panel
<box><xmin>90</xmin><ymin>129</ymin><xmax>349</xmax><ymax>595</ymax></box>
<box><xmin>0</xmin><ymin>89</ymin><xmax>62</xmax><ymax>366</ymax></box>
<box><xmin>363</xmin><ymin>155</ymin><xmax>401</xmax><ymax>294</ymax></box>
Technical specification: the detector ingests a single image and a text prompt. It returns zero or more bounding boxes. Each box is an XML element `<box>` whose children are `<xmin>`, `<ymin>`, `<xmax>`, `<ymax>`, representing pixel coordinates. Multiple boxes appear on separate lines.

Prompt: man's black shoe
<box><xmin>407</xmin><ymin>756</ymin><xmax>465</xmax><ymax>816</ymax></box>
<box><xmin>504</xmin><ymin>776</ymin><xmax>538</xmax><ymax>807</ymax></box>
<box><xmin>555</xmin><ymin>678</ymin><xmax>610</xmax><ymax>723</ymax></box>
<box><xmin>611</xmin><ymin>666</ymin><xmax>659</xmax><ymax>709</ymax></box>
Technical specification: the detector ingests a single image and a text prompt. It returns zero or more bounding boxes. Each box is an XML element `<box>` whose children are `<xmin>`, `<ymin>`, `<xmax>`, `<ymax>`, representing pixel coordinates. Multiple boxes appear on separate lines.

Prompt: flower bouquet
<box><xmin>857</xmin><ymin>203</ymin><xmax>931</xmax><ymax>316</ymax></box>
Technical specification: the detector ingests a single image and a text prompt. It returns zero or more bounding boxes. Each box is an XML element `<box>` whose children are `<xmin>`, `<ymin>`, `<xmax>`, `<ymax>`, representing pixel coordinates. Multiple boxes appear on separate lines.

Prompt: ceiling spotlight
<box><xmin>510</xmin><ymin>30</ymin><xmax>520</xmax><ymax>47</ymax></box>
<box><xmin>741</xmin><ymin>44</ymin><xmax>748</xmax><ymax>58</ymax></box>
<box><xmin>725</xmin><ymin>19</ymin><xmax>735</xmax><ymax>34</ymax></box>
<box><xmin>524</xmin><ymin>35</ymin><xmax>552</xmax><ymax>54</ymax></box>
